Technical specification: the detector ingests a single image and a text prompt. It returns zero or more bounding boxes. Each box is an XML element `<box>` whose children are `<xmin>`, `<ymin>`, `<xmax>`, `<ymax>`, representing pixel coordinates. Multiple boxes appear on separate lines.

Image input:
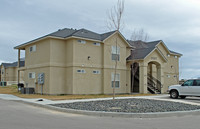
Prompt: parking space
<box><xmin>135</xmin><ymin>94</ymin><xmax>200</xmax><ymax>106</ymax></box>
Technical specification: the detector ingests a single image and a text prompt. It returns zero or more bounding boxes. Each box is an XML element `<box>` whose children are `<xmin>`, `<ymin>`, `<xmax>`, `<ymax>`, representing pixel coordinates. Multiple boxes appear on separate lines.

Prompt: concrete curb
<box><xmin>14</xmin><ymin>100</ymin><xmax>200</xmax><ymax>118</ymax></box>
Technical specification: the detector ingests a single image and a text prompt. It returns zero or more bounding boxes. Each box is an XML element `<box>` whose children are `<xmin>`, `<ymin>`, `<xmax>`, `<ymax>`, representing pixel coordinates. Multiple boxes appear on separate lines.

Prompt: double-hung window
<box><xmin>111</xmin><ymin>46</ymin><xmax>120</xmax><ymax>61</ymax></box>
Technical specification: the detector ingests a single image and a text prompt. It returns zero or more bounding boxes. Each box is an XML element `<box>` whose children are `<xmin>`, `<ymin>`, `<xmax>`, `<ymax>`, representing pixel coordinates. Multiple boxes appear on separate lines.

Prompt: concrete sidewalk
<box><xmin>1</xmin><ymin>94</ymin><xmax>200</xmax><ymax>106</ymax></box>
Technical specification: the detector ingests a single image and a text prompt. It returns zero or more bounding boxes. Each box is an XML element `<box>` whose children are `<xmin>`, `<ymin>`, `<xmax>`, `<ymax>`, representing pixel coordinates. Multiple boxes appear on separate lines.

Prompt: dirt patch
<box><xmin>0</xmin><ymin>85</ymin><xmax>154</xmax><ymax>100</ymax></box>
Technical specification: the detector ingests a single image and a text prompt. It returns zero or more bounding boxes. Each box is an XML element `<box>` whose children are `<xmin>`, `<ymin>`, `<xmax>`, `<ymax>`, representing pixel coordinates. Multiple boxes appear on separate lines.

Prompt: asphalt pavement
<box><xmin>1</xmin><ymin>98</ymin><xmax>200</xmax><ymax>129</ymax></box>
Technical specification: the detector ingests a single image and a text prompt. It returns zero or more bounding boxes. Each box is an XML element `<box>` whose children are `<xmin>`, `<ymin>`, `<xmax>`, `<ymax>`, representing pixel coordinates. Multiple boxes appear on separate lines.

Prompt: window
<box><xmin>174</xmin><ymin>56</ymin><xmax>177</xmax><ymax>58</ymax></box>
<box><xmin>93</xmin><ymin>42</ymin><xmax>100</xmax><ymax>46</ymax></box>
<box><xmin>29</xmin><ymin>45</ymin><xmax>36</xmax><ymax>52</ymax></box>
<box><xmin>77</xmin><ymin>40</ymin><xmax>86</xmax><ymax>44</ymax></box>
<box><xmin>167</xmin><ymin>75</ymin><xmax>170</xmax><ymax>78</ymax></box>
<box><xmin>196</xmin><ymin>80</ymin><xmax>200</xmax><ymax>86</ymax></box>
<box><xmin>111</xmin><ymin>73</ymin><xmax>120</xmax><ymax>88</ymax></box>
<box><xmin>93</xmin><ymin>70</ymin><xmax>100</xmax><ymax>74</ymax></box>
<box><xmin>167</xmin><ymin>54</ymin><xmax>170</xmax><ymax>57</ymax></box>
<box><xmin>29</xmin><ymin>72</ymin><xmax>35</xmax><ymax>79</ymax></box>
<box><xmin>77</xmin><ymin>69</ymin><xmax>86</xmax><ymax>73</ymax></box>
<box><xmin>111</xmin><ymin>46</ymin><xmax>120</xmax><ymax>61</ymax></box>
<box><xmin>182</xmin><ymin>80</ymin><xmax>193</xmax><ymax>86</ymax></box>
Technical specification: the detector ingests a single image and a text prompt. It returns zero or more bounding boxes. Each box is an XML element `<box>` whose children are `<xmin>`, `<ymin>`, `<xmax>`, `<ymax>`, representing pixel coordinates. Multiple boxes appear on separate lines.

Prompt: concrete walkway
<box><xmin>1</xmin><ymin>94</ymin><xmax>200</xmax><ymax>106</ymax></box>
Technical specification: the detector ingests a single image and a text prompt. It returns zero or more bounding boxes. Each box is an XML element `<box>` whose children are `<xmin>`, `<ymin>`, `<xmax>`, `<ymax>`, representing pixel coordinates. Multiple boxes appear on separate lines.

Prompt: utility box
<box><xmin>17</xmin><ymin>83</ymin><xmax>24</xmax><ymax>92</ymax></box>
<box><xmin>21</xmin><ymin>88</ymin><xmax>35</xmax><ymax>94</ymax></box>
<box><xmin>38</xmin><ymin>73</ymin><xmax>44</xmax><ymax>85</ymax></box>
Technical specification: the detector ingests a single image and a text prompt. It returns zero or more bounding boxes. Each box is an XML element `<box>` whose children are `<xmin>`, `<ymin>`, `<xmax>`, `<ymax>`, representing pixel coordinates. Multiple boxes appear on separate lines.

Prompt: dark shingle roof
<box><xmin>49</xmin><ymin>28</ymin><xmax>116</xmax><ymax>41</ymax></box>
<box><xmin>2</xmin><ymin>62</ymin><xmax>17</xmax><ymax>68</ymax></box>
<box><xmin>169</xmin><ymin>50</ymin><xmax>182</xmax><ymax>55</ymax></box>
<box><xmin>127</xmin><ymin>40</ymin><xmax>161</xmax><ymax>60</ymax></box>
<box><xmin>1</xmin><ymin>60</ymin><xmax>25</xmax><ymax>68</ymax></box>
<box><xmin>14</xmin><ymin>28</ymin><xmax>116</xmax><ymax>49</ymax></box>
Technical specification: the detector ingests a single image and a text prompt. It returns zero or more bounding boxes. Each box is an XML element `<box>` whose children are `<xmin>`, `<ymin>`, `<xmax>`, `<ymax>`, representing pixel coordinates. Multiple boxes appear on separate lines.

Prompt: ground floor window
<box><xmin>111</xmin><ymin>73</ymin><xmax>120</xmax><ymax>88</ymax></box>
<box><xmin>29</xmin><ymin>72</ymin><xmax>35</xmax><ymax>79</ymax></box>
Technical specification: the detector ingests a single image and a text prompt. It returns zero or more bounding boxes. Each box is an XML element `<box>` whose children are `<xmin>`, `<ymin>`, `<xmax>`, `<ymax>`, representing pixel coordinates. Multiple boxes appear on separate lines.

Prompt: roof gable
<box><xmin>103</xmin><ymin>31</ymin><xmax>132</xmax><ymax>47</ymax></box>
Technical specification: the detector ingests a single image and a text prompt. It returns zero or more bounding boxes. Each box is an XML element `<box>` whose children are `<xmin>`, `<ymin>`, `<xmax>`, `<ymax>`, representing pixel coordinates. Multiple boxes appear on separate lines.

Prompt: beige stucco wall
<box><xmin>0</xmin><ymin>65</ymin><xmax>24</xmax><ymax>84</ymax></box>
<box><xmin>25</xmin><ymin>39</ymin><xmax>50</xmax><ymax>67</ymax></box>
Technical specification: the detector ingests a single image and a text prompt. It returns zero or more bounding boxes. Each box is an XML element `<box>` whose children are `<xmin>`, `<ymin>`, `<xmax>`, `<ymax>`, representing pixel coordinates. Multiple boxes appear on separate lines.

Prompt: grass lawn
<box><xmin>0</xmin><ymin>85</ymin><xmax>153</xmax><ymax>100</ymax></box>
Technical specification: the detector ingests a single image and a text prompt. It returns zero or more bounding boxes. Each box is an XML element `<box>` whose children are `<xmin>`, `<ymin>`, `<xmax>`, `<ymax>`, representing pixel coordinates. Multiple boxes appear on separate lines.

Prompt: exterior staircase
<box><xmin>147</xmin><ymin>74</ymin><xmax>162</xmax><ymax>94</ymax></box>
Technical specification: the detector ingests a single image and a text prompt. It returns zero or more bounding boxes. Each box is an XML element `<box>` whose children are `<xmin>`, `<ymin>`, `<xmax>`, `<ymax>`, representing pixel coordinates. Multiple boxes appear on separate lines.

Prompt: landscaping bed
<box><xmin>50</xmin><ymin>98</ymin><xmax>200</xmax><ymax>113</ymax></box>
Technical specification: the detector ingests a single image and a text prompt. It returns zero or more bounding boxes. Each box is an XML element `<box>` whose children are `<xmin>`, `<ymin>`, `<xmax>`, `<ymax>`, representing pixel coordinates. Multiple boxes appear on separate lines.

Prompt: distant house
<box><xmin>0</xmin><ymin>60</ymin><xmax>24</xmax><ymax>86</ymax></box>
<box><xmin>14</xmin><ymin>28</ymin><xmax>182</xmax><ymax>95</ymax></box>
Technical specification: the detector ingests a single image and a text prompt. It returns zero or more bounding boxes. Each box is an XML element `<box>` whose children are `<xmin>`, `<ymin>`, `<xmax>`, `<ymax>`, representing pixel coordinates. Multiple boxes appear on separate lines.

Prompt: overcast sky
<box><xmin>0</xmin><ymin>0</ymin><xmax>200</xmax><ymax>79</ymax></box>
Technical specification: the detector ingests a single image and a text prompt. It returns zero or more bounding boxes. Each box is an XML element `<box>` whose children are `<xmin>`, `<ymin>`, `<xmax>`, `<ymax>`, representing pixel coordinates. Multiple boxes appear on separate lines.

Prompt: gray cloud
<box><xmin>0</xmin><ymin>0</ymin><xmax>200</xmax><ymax>79</ymax></box>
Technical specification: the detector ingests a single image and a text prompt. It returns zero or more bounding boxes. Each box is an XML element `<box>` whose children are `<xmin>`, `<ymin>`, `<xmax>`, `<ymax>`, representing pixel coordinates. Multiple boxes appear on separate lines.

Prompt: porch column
<box><xmin>139</xmin><ymin>62</ymin><xmax>148</xmax><ymax>94</ymax></box>
<box><xmin>17</xmin><ymin>49</ymin><xmax>20</xmax><ymax>84</ymax></box>
<box><xmin>157</xmin><ymin>65</ymin><xmax>164</xmax><ymax>93</ymax></box>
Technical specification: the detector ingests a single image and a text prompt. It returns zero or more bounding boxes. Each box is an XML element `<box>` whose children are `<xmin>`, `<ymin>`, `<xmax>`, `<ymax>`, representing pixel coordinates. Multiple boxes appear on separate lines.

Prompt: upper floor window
<box><xmin>174</xmin><ymin>56</ymin><xmax>177</xmax><ymax>58</ymax></box>
<box><xmin>93</xmin><ymin>70</ymin><xmax>100</xmax><ymax>74</ymax></box>
<box><xmin>29</xmin><ymin>72</ymin><xmax>35</xmax><ymax>79</ymax></box>
<box><xmin>77</xmin><ymin>69</ymin><xmax>86</xmax><ymax>73</ymax></box>
<box><xmin>29</xmin><ymin>45</ymin><xmax>36</xmax><ymax>52</ymax></box>
<box><xmin>93</xmin><ymin>42</ymin><xmax>100</xmax><ymax>46</ymax></box>
<box><xmin>167</xmin><ymin>54</ymin><xmax>170</xmax><ymax>57</ymax></box>
<box><xmin>77</xmin><ymin>40</ymin><xmax>86</xmax><ymax>44</ymax></box>
<box><xmin>111</xmin><ymin>46</ymin><xmax>120</xmax><ymax>61</ymax></box>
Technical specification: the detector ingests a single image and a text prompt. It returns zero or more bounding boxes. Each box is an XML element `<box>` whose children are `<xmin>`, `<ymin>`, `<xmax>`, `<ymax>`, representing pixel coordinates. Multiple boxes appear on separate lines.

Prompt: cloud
<box><xmin>0</xmin><ymin>0</ymin><xmax>200</xmax><ymax>79</ymax></box>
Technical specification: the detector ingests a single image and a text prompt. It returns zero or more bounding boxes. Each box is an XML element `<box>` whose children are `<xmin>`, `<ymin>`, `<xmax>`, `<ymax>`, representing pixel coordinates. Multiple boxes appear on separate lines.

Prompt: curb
<box><xmin>14</xmin><ymin>100</ymin><xmax>200</xmax><ymax>118</ymax></box>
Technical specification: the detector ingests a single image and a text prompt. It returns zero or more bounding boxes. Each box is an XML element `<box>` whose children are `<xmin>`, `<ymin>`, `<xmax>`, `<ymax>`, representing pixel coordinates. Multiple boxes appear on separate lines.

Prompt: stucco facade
<box><xmin>0</xmin><ymin>62</ymin><xmax>24</xmax><ymax>86</ymax></box>
<box><xmin>15</xmin><ymin>29</ymin><xmax>132</xmax><ymax>94</ymax></box>
<box><xmin>14</xmin><ymin>28</ymin><xmax>181</xmax><ymax>95</ymax></box>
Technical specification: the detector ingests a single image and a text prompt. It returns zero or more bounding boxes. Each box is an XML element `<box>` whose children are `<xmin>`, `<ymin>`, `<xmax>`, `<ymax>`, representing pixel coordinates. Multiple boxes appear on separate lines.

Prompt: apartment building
<box><xmin>14</xmin><ymin>28</ymin><xmax>181</xmax><ymax>94</ymax></box>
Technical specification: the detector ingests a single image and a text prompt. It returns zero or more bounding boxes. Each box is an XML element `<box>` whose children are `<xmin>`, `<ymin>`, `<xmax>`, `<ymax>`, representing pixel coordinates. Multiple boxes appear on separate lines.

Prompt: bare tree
<box><xmin>131</xmin><ymin>28</ymin><xmax>149</xmax><ymax>41</ymax></box>
<box><xmin>107</xmin><ymin>0</ymin><xmax>124</xmax><ymax>100</ymax></box>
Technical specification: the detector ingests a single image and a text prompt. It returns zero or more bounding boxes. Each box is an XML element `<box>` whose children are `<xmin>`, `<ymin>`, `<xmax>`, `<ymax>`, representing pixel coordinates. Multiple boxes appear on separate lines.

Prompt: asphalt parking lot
<box><xmin>143</xmin><ymin>94</ymin><xmax>200</xmax><ymax>105</ymax></box>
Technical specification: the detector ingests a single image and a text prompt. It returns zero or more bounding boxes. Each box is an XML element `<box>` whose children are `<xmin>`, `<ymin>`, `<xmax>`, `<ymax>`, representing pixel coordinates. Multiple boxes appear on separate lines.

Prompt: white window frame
<box><xmin>111</xmin><ymin>46</ymin><xmax>120</xmax><ymax>61</ymax></box>
<box><xmin>29</xmin><ymin>72</ymin><xmax>35</xmax><ymax>79</ymax></box>
<box><xmin>93</xmin><ymin>42</ymin><xmax>100</xmax><ymax>46</ymax></box>
<box><xmin>111</xmin><ymin>73</ymin><xmax>120</xmax><ymax>88</ymax></box>
<box><xmin>93</xmin><ymin>70</ymin><xmax>100</xmax><ymax>74</ymax></box>
<box><xmin>167</xmin><ymin>75</ymin><xmax>170</xmax><ymax>78</ymax></box>
<box><xmin>29</xmin><ymin>45</ymin><xmax>36</xmax><ymax>52</ymax></box>
<box><xmin>77</xmin><ymin>69</ymin><xmax>86</xmax><ymax>73</ymax></box>
<box><xmin>77</xmin><ymin>40</ymin><xmax>86</xmax><ymax>44</ymax></box>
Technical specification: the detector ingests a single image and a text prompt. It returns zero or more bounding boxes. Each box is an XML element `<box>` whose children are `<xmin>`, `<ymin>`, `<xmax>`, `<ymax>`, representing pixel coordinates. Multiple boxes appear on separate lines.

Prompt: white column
<box><xmin>157</xmin><ymin>65</ymin><xmax>164</xmax><ymax>93</ymax></box>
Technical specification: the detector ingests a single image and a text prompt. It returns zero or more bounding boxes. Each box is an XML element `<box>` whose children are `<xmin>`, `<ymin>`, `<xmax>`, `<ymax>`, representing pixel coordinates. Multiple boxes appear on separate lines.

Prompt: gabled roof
<box><xmin>1</xmin><ymin>60</ymin><xmax>25</xmax><ymax>68</ymax></box>
<box><xmin>14</xmin><ymin>28</ymin><xmax>116</xmax><ymax>49</ymax></box>
<box><xmin>127</xmin><ymin>40</ymin><xmax>161</xmax><ymax>60</ymax></box>
<box><xmin>169</xmin><ymin>50</ymin><xmax>182</xmax><ymax>55</ymax></box>
<box><xmin>2</xmin><ymin>62</ymin><xmax>18</xmax><ymax>68</ymax></box>
<box><xmin>127</xmin><ymin>40</ymin><xmax>182</xmax><ymax>60</ymax></box>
